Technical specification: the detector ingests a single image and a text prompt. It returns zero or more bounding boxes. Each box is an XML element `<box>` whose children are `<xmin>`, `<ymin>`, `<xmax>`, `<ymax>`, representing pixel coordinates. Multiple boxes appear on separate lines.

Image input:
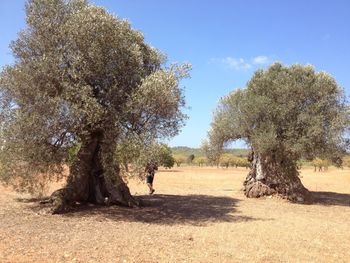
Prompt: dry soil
<box><xmin>1</xmin><ymin>166</ymin><xmax>350</xmax><ymax>262</ymax></box>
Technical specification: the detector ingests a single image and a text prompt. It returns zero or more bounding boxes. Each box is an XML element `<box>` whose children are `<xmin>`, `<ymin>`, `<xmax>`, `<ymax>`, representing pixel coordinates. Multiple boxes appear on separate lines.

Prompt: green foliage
<box><xmin>0</xmin><ymin>0</ymin><xmax>190</xmax><ymax>192</ymax></box>
<box><xmin>311</xmin><ymin>158</ymin><xmax>331</xmax><ymax>171</ymax></box>
<box><xmin>206</xmin><ymin>63</ymin><xmax>349</xmax><ymax>167</ymax></box>
<box><xmin>231</xmin><ymin>156</ymin><xmax>250</xmax><ymax>168</ymax></box>
<box><xmin>116</xmin><ymin>141</ymin><xmax>175</xmax><ymax>177</ymax></box>
<box><xmin>171</xmin><ymin>146</ymin><xmax>249</xmax><ymax>157</ymax></box>
<box><xmin>173</xmin><ymin>154</ymin><xmax>186</xmax><ymax>167</ymax></box>
<box><xmin>201</xmin><ymin>140</ymin><xmax>221</xmax><ymax>166</ymax></box>
<box><xmin>156</xmin><ymin>144</ymin><xmax>175</xmax><ymax>169</ymax></box>
<box><xmin>193</xmin><ymin>156</ymin><xmax>207</xmax><ymax>166</ymax></box>
<box><xmin>67</xmin><ymin>143</ymin><xmax>81</xmax><ymax>165</ymax></box>
<box><xmin>219</xmin><ymin>154</ymin><xmax>231</xmax><ymax>168</ymax></box>
<box><xmin>219</xmin><ymin>154</ymin><xmax>249</xmax><ymax>168</ymax></box>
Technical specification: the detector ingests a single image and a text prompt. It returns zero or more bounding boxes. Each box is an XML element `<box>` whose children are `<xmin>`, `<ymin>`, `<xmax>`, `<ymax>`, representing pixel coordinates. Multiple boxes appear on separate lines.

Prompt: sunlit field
<box><xmin>1</xmin><ymin>166</ymin><xmax>349</xmax><ymax>262</ymax></box>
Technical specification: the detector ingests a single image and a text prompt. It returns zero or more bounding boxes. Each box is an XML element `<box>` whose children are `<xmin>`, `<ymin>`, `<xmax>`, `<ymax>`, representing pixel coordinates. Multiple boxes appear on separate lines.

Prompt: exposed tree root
<box><xmin>243</xmin><ymin>152</ymin><xmax>313</xmax><ymax>203</ymax></box>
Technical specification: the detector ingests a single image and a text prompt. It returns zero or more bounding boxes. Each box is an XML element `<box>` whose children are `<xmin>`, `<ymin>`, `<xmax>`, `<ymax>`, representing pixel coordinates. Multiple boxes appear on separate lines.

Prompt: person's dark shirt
<box><xmin>146</xmin><ymin>163</ymin><xmax>158</xmax><ymax>176</ymax></box>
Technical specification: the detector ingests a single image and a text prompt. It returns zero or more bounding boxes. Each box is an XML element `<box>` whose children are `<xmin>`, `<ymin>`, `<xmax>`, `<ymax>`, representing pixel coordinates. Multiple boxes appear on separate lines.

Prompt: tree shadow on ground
<box><xmin>24</xmin><ymin>194</ymin><xmax>264</xmax><ymax>225</ymax></box>
<box><xmin>312</xmin><ymin>191</ymin><xmax>350</xmax><ymax>207</ymax></box>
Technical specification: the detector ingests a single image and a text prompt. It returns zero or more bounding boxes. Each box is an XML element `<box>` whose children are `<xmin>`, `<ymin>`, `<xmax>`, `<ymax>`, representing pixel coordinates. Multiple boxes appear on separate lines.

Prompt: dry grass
<box><xmin>1</xmin><ymin>166</ymin><xmax>350</xmax><ymax>262</ymax></box>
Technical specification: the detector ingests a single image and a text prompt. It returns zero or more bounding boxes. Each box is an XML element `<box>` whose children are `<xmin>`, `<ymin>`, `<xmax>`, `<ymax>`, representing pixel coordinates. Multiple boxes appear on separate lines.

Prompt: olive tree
<box><xmin>173</xmin><ymin>154</ymin><xmax>186</xmax><ymax>167</ymax></box>
<box><xmin>0</xmin><ymin>0</ymin><xmax>189</xmax><ymax>213</ymax></box>
<box><xmin>193</xmin><ymin>156</ymin><xmax>207</xmax><ymax>167</ymax></box>
<box><xmin>155</xmin><ymin>144</ymin><xmax>175</xmax><ymax>169</ymax></box>
<box><xmin>205</xmin><ymin>63</ymin><xmax>349</xmax><ymax>202</ymax></box>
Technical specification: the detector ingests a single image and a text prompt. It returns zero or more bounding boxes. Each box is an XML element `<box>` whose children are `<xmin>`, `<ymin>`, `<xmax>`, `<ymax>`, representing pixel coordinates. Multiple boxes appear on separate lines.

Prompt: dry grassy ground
<box><xmin>1</xmin><ymin>166</ymin><xmax>350</xmax><ymax>263</ymax></box>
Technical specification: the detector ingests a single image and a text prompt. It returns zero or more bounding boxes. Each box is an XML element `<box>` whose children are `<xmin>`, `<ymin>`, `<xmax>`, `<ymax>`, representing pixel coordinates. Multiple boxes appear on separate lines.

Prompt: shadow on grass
<box><xmin>312</xmin><ymin>191</ymin><xmax>350</xmax><ymax>207</ymax></box>
<box><xmin>48</xmin><ymin>194</ymin><xmax>262</xmax><ymax>225</ymax></box>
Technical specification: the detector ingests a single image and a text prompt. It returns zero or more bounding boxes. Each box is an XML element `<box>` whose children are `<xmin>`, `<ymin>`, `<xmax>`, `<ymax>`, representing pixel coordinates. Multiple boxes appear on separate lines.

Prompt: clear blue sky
<box><xmin>1</xmin><ymin>1</ymin><xmax>349</xmax><ymax>148</ymax></box>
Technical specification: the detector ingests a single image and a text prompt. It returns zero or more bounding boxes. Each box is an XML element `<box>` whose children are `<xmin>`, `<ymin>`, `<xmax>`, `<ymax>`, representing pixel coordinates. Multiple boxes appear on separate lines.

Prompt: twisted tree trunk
<box><xmin>243</xmin><ymin>152</ymin><xmax>312</xmax><ymax>203</ymax></box>
<box><xmin>50</xmin><ymin>130</ymin><xmax>139</xmax><ymax>214</ymax></box>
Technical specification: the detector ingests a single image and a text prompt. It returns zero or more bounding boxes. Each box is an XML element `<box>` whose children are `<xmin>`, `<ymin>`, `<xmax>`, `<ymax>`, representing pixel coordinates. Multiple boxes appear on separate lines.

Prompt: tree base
<box><xmin>243</xmin><ymin>152</ymin><xmax>313</xmax><ymax>203</ymax></box>
<box><xmin>43</xmin><ymin>130</ymin><xmax>141</xmax><ymax>214</ymax></box>
<box><xmin>244</xmin><ymin>179</ymin><xmax>313</xmax><ymax>203</ymax></box>
<box><xmin>43</xmin><ymin>185</ymin><xmax>140</xmax><ymax>214</ymax></box>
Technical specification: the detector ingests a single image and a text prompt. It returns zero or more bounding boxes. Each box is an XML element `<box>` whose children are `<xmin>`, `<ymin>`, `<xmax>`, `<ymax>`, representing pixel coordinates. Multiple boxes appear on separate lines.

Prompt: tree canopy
<box><xmin>208</xmin><ymin>63</ymin><xmax>349</xmax><ymax>164</ymax></box>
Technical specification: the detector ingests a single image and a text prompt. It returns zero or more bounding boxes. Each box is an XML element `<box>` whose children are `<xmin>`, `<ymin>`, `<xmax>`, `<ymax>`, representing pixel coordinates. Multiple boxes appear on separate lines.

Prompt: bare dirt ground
<box><xmin>1</xmin><ymin>166</ymin><xmax>350</xmax><ymax>263</ymax></box>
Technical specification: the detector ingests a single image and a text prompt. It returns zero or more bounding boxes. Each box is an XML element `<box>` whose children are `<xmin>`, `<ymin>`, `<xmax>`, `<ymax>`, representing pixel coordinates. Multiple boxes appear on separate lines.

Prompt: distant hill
<box><xmin>171</xmin><ymin>146</ymin><xmax>250</xmax><ymax>157</ymax></box>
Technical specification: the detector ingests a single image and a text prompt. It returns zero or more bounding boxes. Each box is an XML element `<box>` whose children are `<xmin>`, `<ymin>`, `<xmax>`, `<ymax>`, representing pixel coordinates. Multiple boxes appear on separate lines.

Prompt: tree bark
<box><xmin>243</xmin><ymin>152</ymin><xmax>313</xmax><ymax>203</ymax></box>
<box><xmin>50</xmin><ymin>130</ymin><xmax>139</xmax><ymax>214</ymax></box>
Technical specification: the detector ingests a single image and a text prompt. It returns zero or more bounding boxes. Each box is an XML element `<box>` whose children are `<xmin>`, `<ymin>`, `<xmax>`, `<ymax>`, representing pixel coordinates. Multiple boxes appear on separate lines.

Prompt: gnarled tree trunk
<box><xmin>243</xmin><ymin>151</ymin><xmax>312</xmax><ymax>203</ymax></box>
<box><xmin>50</xmin><ymin>130</ymin><xmax>139</xmax><ymax>214</ymax></box>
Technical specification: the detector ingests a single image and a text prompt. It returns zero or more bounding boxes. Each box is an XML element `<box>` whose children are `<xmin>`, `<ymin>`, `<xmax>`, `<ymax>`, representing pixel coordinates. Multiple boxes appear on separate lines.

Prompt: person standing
<box><xmin>145</xmin><ymin>162</ymin><xmax>158</xmax><ymax>194</ymax></box>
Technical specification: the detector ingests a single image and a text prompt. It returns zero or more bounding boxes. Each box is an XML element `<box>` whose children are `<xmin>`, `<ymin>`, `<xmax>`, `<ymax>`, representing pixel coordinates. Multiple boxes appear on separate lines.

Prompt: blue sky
<box><xmin>1</xmin><ymin>1</ymin><xmax>350</xmax><ymax>148</ymax></box>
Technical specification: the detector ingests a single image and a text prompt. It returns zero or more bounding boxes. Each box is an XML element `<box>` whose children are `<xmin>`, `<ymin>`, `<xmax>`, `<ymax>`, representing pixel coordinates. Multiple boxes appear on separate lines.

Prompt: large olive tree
<box><xmin>0</xmin><ymin>0</ymin><xmax>189</xmax><ymax>213</ymax></box>
<box><xmin>205</xmin><ymin>63</ymin><xmax>349</xmax><ymax>202</ymax></box>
